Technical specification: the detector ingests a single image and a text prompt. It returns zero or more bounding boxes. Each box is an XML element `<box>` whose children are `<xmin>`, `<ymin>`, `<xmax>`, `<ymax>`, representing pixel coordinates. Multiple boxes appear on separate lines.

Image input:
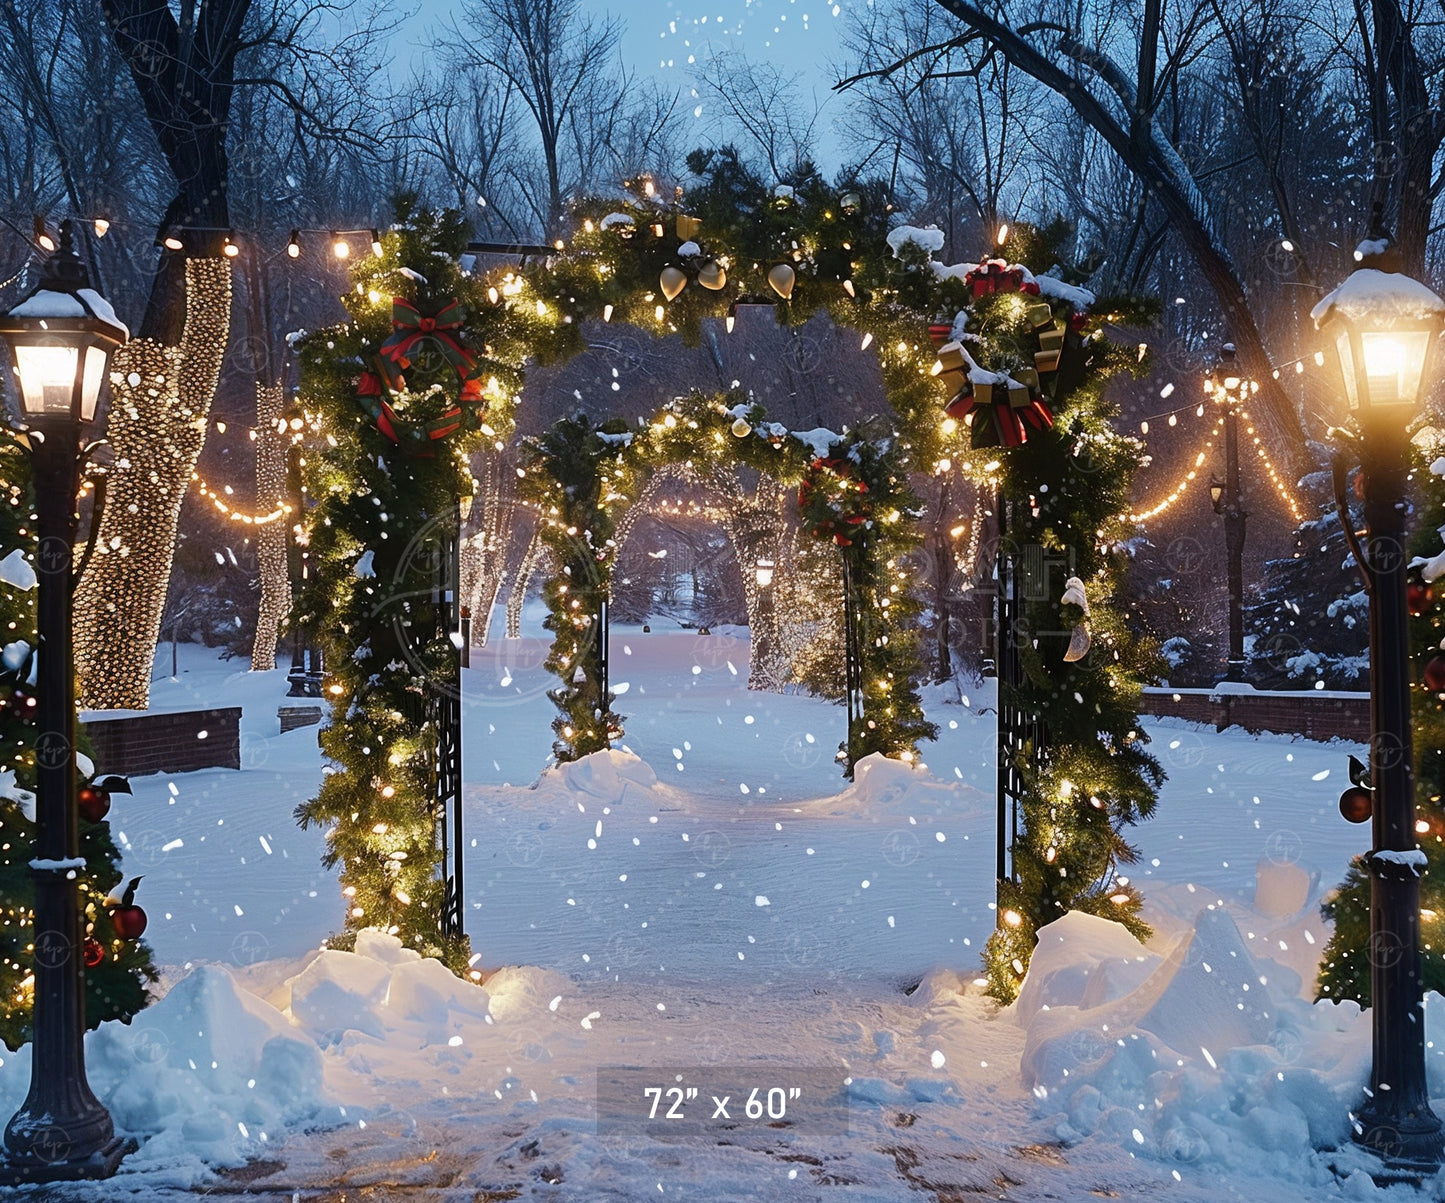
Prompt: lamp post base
<box><xmin>1354</xmin><ymin>1104</ymin><xmax>1445</xmax><ymax>1175</ymax></box>
<box><xmin>0</xmin><ymin>1135</ymin><xmax>135</xmax><ymax>1184</ymax></box>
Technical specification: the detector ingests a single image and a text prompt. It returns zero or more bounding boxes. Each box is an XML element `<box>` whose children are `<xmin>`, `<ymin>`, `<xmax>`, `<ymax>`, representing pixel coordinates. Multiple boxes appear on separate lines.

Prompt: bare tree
<box><xmin>447</xmin><ymin>0</ymin><xmax>634</xmax><ymax>236</ymax></box>
<box><xmin>836</xmin><ymin>0</ymin><xmax>1036</xmax><ymax>246</ymax></box>
<box><xmin>694</xmin><ymin>49</ymin><xmax>823</xmax><ymax>183</ymax></box>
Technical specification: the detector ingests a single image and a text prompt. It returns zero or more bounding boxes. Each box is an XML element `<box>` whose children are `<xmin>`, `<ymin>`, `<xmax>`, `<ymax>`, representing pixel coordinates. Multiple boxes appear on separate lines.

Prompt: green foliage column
<box><xmin>0</xmin><ymin>438</ymin><xmax>156</xmax><ymax>1048</ymax></box>
<box><xmin>519</xmin><ymin>414</ymin><xmax>636</xmax><ymax>762</ymax></box>
<box><xmin>292</xmin><ymin>202</ymin><xmax>531</xmax><ymax>972</ymax></box>
<box><xmin>942</xmin><ymin>234</ymin><xmax>1165</xmax><ymax>1001</ymax></box>
<box><xmin>1319</xmin><ymin>441</ymin><xmax>1445</xmax><ymax>1003</ymax></box>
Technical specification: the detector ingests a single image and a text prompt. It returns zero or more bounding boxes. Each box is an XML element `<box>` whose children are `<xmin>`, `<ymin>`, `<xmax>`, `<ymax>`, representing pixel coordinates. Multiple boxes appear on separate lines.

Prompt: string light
<box><xmin>1126</xmin><ymin>416</ymin><xmax>1224</xmax><ymax>522</ymax></box>
<box><xmin>332</xmin><ymin>232</ymin><xmax>350</xmax><ymax>259</ymax></box>
<box><xmin>1237</xmin><ymin>405</ymin><xmax>1307</xmax><ymax>523</ymax></box>
<box><xmin>287</xmin><ymin>229</ymin><xmax>301</xmax><ymax>258</ymax></box>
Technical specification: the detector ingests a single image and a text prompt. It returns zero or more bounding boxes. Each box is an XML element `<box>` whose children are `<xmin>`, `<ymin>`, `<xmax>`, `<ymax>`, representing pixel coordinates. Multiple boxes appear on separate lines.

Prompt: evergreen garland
<box><xmin>941</xmin><ymin>229</ymin><xmax>1166</xmax><ymax>1001</ymax></box>
<box><xmin>292</xmin><ymin>200</ymin><xmax>526</xmax><ymax>972</ymax></box>
<box><xmin>520</xmin><ymin>392</ymin><xmax>937</xmax><ymax>772</ymax></box>
<box><xmin>1317</xmin><ymin>436</ymin><xmax>1445</xmax><ymax>1003</ymax></box>
<box><xmin>0</xmin><ymin>436</ymin><xmax>157</xmax><ymax>1048</ymax></box>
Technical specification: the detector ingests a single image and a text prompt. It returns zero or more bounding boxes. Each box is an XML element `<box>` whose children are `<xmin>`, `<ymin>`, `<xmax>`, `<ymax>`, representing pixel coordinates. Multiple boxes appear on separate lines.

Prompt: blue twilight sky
<box><xmin>404</xmin><ymin>0</ymin><xmax>858</xmax><ymax>173</ymax></box>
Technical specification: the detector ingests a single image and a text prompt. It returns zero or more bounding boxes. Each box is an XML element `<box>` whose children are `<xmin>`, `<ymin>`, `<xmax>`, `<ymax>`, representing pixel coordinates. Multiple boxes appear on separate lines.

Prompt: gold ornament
<box><xmin>659</xmin><ymin>266</ymin><xmax>687</xmax><ymax>301</ymax></box>
<box><xmin>698</xmin><ymin>261</ymin><xmax>727</xmax><ymax>290</ymax></box>
<box><xmin>767</xmin><ymin>263</ymin><xmax>795</xmax><ymax>300</ymax></box>
<box><xmin>731</xmin><ymin>417</ymin><xmax>752</xmax><ymax>437</ymax></box>
<box><xmin>675</xmin><ymin>214</ymin><xmax>703</xmax><ymax>240</ymax></box>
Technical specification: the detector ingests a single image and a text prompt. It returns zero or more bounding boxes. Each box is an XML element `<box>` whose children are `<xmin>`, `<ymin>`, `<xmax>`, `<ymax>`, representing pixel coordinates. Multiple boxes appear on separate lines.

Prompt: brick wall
<box><xmin>278</xmin><ymin>704</ymin><xmax>324</xmax><ymax>734</ymax></box>
<box><xmin>1139</xmin><ymin>687</ymin><xmax>1370</xmax><ymax>743</ymax></box>
<box><xmin>82</xmin><ymin>707</ymin><xmax>242</xmax><ymax>777</ymax></box>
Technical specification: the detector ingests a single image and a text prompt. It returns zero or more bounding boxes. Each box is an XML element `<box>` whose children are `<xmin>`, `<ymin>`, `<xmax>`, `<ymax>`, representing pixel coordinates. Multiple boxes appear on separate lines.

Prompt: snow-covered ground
<box><xmin>5</xmin><ymin>615</ymin><xmax>1437</xmax><ymax>1200</ymax></box>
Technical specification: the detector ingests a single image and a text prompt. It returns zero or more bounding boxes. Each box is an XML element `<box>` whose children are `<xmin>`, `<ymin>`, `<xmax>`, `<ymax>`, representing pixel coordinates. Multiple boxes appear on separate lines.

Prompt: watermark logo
<box><xmin>505</xmin><ymin>830</ymin><xmax>545</xmax><ymax>868</ymax></box>
<box><xmin>33</xmin><ymin>930</ymin><xmax>71</xmax><ymax>969</ymax></box>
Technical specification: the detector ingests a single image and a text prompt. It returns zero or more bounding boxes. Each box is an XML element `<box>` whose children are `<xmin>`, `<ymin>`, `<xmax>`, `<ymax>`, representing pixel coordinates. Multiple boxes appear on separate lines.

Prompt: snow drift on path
<box><xmin>0</xmin><ymin>964</ymin><xmax>330</xmax><ymax>1184</ymax></box>
<box><xmin>1008</xmin><ymin>906</ymin><xmax>1445</xmax><ymax>1187</ymax></box>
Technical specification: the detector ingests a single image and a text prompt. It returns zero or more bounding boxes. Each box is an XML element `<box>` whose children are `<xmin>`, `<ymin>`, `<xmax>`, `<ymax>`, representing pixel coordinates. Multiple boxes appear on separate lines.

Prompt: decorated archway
<box><xmin>290</xmin><ymin>177</ymin><xmax>1162</xmax><ymax>994</ymax></box>
<box><xmin>516</xmin><ymin>390</ymin><xmax>934</xmax><ymax>772</ymax></box>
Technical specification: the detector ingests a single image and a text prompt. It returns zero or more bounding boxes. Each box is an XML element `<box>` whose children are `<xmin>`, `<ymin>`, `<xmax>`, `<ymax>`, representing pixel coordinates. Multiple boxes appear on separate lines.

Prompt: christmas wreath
<box><xmin>355</xmin><ymin>296</ymin><xmax>487</xmax><ymax>455</ymax></box>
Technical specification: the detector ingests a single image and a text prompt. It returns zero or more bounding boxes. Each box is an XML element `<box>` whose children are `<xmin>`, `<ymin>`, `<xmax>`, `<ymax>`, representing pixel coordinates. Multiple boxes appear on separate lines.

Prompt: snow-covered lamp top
<box><xmin>0</xmin><ymin>220</ymin><xmax>128</xmax><ymax>424</ymax></box>
<box><xmin>1312</xmin><ymin>225</ymin><xmax>1445</xmax><ymax>414</ymax></box>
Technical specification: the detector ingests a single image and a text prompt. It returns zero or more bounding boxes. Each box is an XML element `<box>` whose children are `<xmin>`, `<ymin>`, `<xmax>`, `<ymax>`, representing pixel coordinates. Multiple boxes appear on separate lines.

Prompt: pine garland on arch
<box><xmin>291</xmin><ymin>198</ymin><xmax>531</xmax><ymax>972</ymax></box>
<box><xmin>917</xmin><ymin>224</ymin><xmax>1167</xmax><ymax>1001</ymax></box>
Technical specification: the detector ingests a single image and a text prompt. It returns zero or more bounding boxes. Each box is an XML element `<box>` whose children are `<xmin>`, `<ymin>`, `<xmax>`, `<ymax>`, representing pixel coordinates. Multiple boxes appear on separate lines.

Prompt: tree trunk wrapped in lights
<box><xmin>250</xmin><ymin>382</ymin><xmax>291</xmax><ymax>671</ymax></box>
<box><xmin>73</xmin><ymin>258</ymin><xmax>232</xmax><ymax>709</ymax></box>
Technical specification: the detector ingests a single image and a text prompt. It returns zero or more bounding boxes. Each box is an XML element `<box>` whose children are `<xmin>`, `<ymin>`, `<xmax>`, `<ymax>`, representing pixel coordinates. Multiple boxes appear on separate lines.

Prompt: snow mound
<box><xmin>886</xmin><ymin>224</ymin><xmax>945</xmax><ymax>256</ymax></box>
<box><xmin>0</xmin><ymin>965</ymin><xmax>327</xmax><ymax>1181</ymax></box>
<box><xmin>288</xmin><ymin>948</ymin><xmax>392</xmax><ymax>1040</ymax></box>
<box><xmin>847</xmin><ymin>753</ymin><xmax>927</xmax><ymax>808</ymax></box>
<box><xmin>1014</xmin><ymin>911</ymin><xmax>1160</xmax><ymax>1025</ymax></box>
<box><xmin>1016</xmin><ymin>907</ymin><xmax>1386</xmax><ymax>1175</ymax></box>
<box><xmin>546</xmin><ymin>748</ymin><xmax>658</xmax><ymax>799</ymax></box>
<box><xmin>483</xmin><ymin>965</ymin><xmax>575</xmax><ymax>1024</ymax></box>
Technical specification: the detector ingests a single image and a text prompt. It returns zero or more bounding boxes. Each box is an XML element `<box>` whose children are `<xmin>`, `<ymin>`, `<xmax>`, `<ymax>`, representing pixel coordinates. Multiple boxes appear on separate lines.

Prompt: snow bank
<box><xmin>0</xmin><ymin>965</ymin><xmax>328</xmax><ymax>1183</ymax></box>
<box><xmin>1008</xmin><ymin>906</ymin><xmax>1445</xmax><ymax>1182</ymax></box>
<box><xmin>543</xmin><ymin>748</ymin><xmax>659</xmax><ymax>799</ymax></box>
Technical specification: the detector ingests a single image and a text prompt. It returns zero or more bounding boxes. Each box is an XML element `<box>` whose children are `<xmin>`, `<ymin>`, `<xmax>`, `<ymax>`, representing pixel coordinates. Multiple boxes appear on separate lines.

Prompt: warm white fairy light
<box><xmin>1237</xmin><ymin>405</ymin><xmax>1307</xmax><ymax>523</ymax></box>
<box><xmin>1126</xmin><ymin>415</ymin><xmax>1224</xmax><ymax>523</ymax></box>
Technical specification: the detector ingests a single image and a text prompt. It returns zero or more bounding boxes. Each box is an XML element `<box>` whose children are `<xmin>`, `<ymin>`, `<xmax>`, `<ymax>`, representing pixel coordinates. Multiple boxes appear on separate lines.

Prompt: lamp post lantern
<box><xmin>0</xmin><ymin>220</ymin><xmax>132</xmax><ymax>1180</ymax></box>
<box><xmin>1314</xmin><ymin>211</ymin><xmax>1445</xmax><ymax>1173</ymax></box>
<box><xmin>1205</xmin><ymin>344</ymin><xmax>1250</xmax><ymax>682</ymax></box>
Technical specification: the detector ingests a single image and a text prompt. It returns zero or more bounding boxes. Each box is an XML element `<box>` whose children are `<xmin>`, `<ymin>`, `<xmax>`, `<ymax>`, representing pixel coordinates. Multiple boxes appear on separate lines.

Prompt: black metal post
<box><xmin>1221</xmin><ymin>394</ymin><xmax>1248</xmax><ymax>681</ymax></box>
<box><xmin>840</xmin><ymin>552</ymin><xmax>863</xmax><ymax>775</ymax></box>
<box><xmin>995</xmin><ymin>487</ymin><xmax>1011</xmax><ymax>885</ymax></box>
<box><xmin>1354</xmin><ymin>415</ymin><xmax>1443</xmax><ymax>1169</ymax></box>
<box><xmin>1</xmin><ymin>426</ymin><xmax>129</xmax><ymax>1181</ymax></box>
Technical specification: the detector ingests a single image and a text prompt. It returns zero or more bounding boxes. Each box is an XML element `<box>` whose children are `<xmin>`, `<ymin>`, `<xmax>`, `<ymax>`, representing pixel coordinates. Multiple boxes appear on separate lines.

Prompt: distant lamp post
<box><xmin>0</xmin><ymin>220</ymin><xmax>132</xmax><ymax>1181</ymax></box>
<box><xmin>1204</xmin><ymin>344</ymin><xmax>1250</xmax><ymax>682</ymax></box>
<box><xmin>1314</xmin><ymin>208</ymin><xmax>1445</xmax><ymax>1173</ymax></box>
<box><xmin>754</xmin><ymin>558</ymin><xmax>775</xmax><ymax>589</ymax></box>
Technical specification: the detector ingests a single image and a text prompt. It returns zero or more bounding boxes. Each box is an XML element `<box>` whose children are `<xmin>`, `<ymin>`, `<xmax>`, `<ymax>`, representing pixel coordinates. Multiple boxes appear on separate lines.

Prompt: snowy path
<box><xmin>27</xmin><ymin>634</ymin><xmax>1416</xmax><ymax>1202</ymax></box>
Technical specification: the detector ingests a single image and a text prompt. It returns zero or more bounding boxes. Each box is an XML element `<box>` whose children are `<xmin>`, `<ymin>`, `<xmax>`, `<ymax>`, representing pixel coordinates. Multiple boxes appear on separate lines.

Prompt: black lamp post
<box><xmin>0</xmin><ymin>221</ymin><xmax>131</xmax><ymax>1180</ymax></box>
<box><xmin>1315</xmin><ymin>216</ymin><xmax>1445</xmax><ymax>1172</ymax></box>
<box><xmin>1205</xmin><ymin>344</ymin><xmax>1250</xmax><ymax>682</ymax></box>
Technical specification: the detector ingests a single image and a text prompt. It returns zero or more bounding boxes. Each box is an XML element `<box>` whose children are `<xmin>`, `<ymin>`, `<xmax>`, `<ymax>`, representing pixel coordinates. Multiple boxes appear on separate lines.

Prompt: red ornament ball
<box><xmin>1407</xmin><ymin>580</ymin><xmax>1434</xmax><ymax>617</ymax></box>
<box><xmin>77</xmin><ymin>786</ymin><xmax>110</xmax><ymax>824</ymax></box>
<box><xmin>83</xmin><ymin>937</ymin><xmax>104</xmax><ymax>969</ymax></box>
<box><xmin>1425</xmin><ymin>652</ymin><xmax>1445</xmax><ymax>694</ymax></box>
<box><xmin>1339</xmin><ymin>786</ymin><xmax>1373</xmax><ymax>824</ymax></box>
<box><xmin>111</xmin><ymin>905</ymin><xmax>147</xmax><ymax>940</ymax></box>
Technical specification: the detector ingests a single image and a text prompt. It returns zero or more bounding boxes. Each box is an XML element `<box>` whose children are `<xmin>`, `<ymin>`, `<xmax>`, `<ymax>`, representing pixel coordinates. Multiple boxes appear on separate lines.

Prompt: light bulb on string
<box><xmin>371</xmin><ymin>229</ymin><xmax>384</xmax><ymax>257</ymax></box>
<box><xmin>332</xmin><ymin>232</ymin><xmax>350</xmax><ymax>259</ymax></box>
<box><xmin>287</xmin><ymin>230</ymin><xmax>301</xmax><ymax>258</ymax></box>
